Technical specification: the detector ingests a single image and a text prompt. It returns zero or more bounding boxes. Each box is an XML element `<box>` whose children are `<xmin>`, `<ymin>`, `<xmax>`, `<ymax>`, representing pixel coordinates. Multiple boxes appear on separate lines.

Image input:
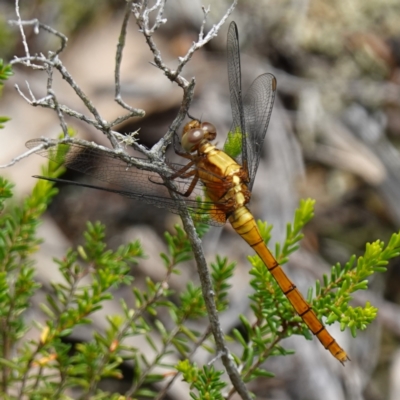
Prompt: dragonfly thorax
<box><xmin>181</xmin><ymin>120</ymin><xmax>216</xmax><ymax>153</ymax></box>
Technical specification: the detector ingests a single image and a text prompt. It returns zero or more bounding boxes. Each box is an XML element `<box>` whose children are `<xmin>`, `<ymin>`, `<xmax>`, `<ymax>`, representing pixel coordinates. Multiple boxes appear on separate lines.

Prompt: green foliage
<box><xmin>211</xmin><ymin>256</ymin><xmax>235</xmax><ymax>312</ymax></box>
<box><xmin>223</xmin><ymin>127</ymin><xmax>244</xmax><ymax>159</ymax></box>
<box><xmin>190</xmin><ymin>196</ymin><xmax>214</xmax><ymax>230</ymax></box>
<box><xmin>176</xmin><ymin>360</ymin><xmax>227</xmax><ymax>400</ymax></box>
<box><xmin>0</xmin><ymin>177</ymin><xmax>13</xmax><ymax>212</ymax></box>
<box><xmin>0</xmin><ymin>162</ymin><xmax>64</xmax><ymax>397</ymax></box>
<box><xmin>274</xmin><ymin>198</ymin><xmax>315</xmax><ymax>264</ymax></box>
<box><xmin>0</xmin><ymin>59</ymin><xmax>13</xmax><ymax>129</ymax></box>
<box><xmin>0</xmin><ymin>157</ymin><xmax>234</xmax><ymax>398</ymax></box>
<box><xmin>231</xmin><ymin>197</ymin><xmax>397</xmax><ymax>385</ymax></box>
<box><xmin>311</xmin><ymin>234</ymin><xmax>400</xmax><ymax>337</ymax></box>
<box><xmin>0</xmin><ymin>59</ymin><xmax>12</xmax><ymax>84</ymax></box>
<box><xmin>0</xmin><ymin>164</ymin><xmax>396</xmax><ymax>400</ymax></box>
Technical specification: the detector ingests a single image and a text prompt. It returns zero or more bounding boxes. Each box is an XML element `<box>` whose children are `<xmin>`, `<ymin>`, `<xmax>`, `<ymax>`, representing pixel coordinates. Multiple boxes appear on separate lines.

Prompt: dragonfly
<box><xmin>27</xmin><ymin>21</ymin><xmax>348</xmax><ymax>364</ymax></box>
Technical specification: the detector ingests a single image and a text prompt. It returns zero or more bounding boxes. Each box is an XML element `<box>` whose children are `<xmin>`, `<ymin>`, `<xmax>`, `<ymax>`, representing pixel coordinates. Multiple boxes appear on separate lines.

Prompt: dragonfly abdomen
<box><xmin>228</xmin><ymin>207</ymin><xmax>349</xmax><ymax>364</ymax></box>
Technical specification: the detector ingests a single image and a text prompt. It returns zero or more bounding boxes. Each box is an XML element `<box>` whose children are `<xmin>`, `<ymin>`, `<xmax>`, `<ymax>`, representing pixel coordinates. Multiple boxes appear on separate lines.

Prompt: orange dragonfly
<box><xmin>27</xmin><ymin>21</ymin><xmax>348</xmax><ymax>364</ymax></box>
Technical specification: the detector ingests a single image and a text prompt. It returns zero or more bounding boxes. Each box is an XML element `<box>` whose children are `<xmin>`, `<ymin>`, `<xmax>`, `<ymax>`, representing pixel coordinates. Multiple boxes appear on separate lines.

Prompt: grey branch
<box><xmin>174</xmin><ymin>0</ymin><xmax>238</xmax><ymax>77</ymax></box>
<box><xmin>114</xmin><ymin>0</ymin><xmax>147</xmax><ymax>118</ymax></box>
<box><xmin>0</xmin><ymin>144</ymin><xmax>47</xmax><ymax>168</ymax></box>
<box><xmin>9</xmin><ymin>19</ymin><xmax>68</xmax><ymax>56</ymax></box>
<box><xmin>133</xmin><ymin>0</ymin><xmax>237</xmax><ymax>89</ymax></box>
<box><xmin>177</xmin><ymin>197</ymin><xmax>252</xmax><ymax>400</ymax></box>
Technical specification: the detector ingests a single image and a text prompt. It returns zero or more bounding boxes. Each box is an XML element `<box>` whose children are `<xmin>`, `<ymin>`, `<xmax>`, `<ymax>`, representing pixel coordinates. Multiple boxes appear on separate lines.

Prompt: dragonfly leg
<box><xmin>148</xmin><ymin>160</ymin><xmax>199</xmax><ymax>197</ymax></box>
<box><xmin>169</xmin><ymin>165</ymin><xmax>199</xmax><ymax>197</ymax></box>
<box><xmin>173</xmin><ymin>169</ymin><xmax>197</xmax><ymax>180</ymax></box>
<box><xmin>148</xmin><ymin>159</ymin><xmax>196</xmax><ymax>186</ymax></box>
<box><xmin>169</xmin><ymin>160</ymin><xmax>196</xmax><ymax>180</ymax></box>
<box><xmin>178</xmin><ymin>173</ymin><xmax>199</xmax><ymax>197</ymax></box>
<box><xmin>155</xmin><ymin>170</ymin><xmax>199</xmax><ymax>197</ymax></box>
<box><xmin>170</xmin><ymin>171</ymin><xmax>199</xmax><ymax>197</ymax></box>
<box><xmin>241</xmin><ymin>160</ymin><xmax>250</xmax><ymax>184</ymax></box>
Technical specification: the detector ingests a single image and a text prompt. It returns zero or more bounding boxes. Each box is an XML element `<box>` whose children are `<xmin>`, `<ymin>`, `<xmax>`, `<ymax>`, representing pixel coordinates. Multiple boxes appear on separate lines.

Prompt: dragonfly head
<box><xmin>181</xmin><ymin>121</ymin><xmax>217</xmax><ymax>153</ymax></box>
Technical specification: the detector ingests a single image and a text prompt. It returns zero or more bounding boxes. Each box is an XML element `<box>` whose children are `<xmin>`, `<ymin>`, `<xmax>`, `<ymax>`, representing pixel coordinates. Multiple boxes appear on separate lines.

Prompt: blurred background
<box><xmin>1</xmin><ymin>0</ymin><xmax>400</xmax><ymax>399</ymax></box>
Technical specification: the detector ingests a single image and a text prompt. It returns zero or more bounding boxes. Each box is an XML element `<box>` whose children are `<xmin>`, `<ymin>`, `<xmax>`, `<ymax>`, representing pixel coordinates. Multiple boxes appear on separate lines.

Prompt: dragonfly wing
<box><xmin>226</xmin><ymin>21</ymin><xmax>247</xmax><ymax>171</ymax></box>
<box><xmin>243</xmin><ymin>73</ymin><xmax>277</xmax><ymax>191</ymax></box>
<box><xmin>26</xmin><ymin>139</ymin><xmax>227</xmax><ymax>226</ymax></box>
<box><xmin>224</xmin><ymin>22</ymin><xmax>277</xmax><ymax>191</ymax></box>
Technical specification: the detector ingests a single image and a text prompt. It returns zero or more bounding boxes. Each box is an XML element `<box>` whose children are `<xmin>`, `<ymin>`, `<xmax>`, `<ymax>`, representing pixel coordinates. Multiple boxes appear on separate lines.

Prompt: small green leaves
<box><xmin>0</xmin><ymin>171</ymin><xmax>151</xmax><ymax>399</ymax></box>
<box><xmin>162</xmin><ymin>224</ymin><xmax>193</xmax><ymax>268</ymax></box>
<box><xmin>176</xmin><ymin>360</ymin><xmax>227</xmax><ymax>400</ymax></box>
<box><xmin>0</xmin><ymin>177</ymin><xmax>13</xmax><ymax>212</ymax></box>
<box><xmin>244</xmin><ymin>197</ymin><xmax>393</xmax><ymax>373</ymax></box>
<box><xmin>191</xmin><ymin>196</ymin><xmax>213</xmax><ymax>231</ymax></box>
<box><xmin>257</xmin><ymin>219</ymin><xmax>272</xmax><ymax>244</ymax></box>
<box><xmin>0</xmin><ymin>60</ymin><xmax>13</xmax><ymax>128</ymax></box>
<box><xmin>1</xmin><ymin>155</ymin><xmax>397</xmax><ymax>400</ymax></box>
<box><xmin>0</xmin><ymin>59</ymin><xmax>13</xmax><ymax>84</ymax></box>
<box><xmin>0</xmin><ymin>58</ymin><xmax>13</xmax><ymax>125</ymax></box>
<box><xmin>223</xmin><ymin>127</ymin><xmax>243</xmax><ymax>158</ymax></box>
<box><xmin>312</xmin><ymin>232</ymin><xmax>400</xmax><ymax>335</ymax></box>
<box><xmin>275</xmin><ymin>198</ymin><xmax>315</xmax><ymax>263</ymax></box>
<box><xmin>179</xmin><ymin>282</ymin><xmax>207</xmax><ymax>319</ymax></box>
<box><xmin>211</xmin><ymin>255</ymin><xmax>235</xmax><ymax>311</ymax></box>
<box><xmin>0</xmin><ymin>116</ymin><xmax>10</xmax><ymax>129</ymax></box>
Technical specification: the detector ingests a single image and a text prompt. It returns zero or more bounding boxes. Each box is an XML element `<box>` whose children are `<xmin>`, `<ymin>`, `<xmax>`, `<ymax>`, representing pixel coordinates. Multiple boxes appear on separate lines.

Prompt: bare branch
<box><xmin>14</xmin><ymin>81</ymin><xmax>35</xmax><ymax>103</ymax></box>
<box><xmin>133</xmin><ymin>0</ymin><xmax>237</xmax><ymax>90</ymax></box>
<box><xmin>21</xmin><ymin>136</ymin><xmax>164</xmax><ymax>175</ymax></box>
<box><xmin>133</xmin><ymin>1</ymin><xmax>186</xmax><ymax>87</ymax></box>
<box><xmin>13</xmin><ymin>0</ymin><xmax>30</xmax><ymax>65</ymax></box>
<box><xmin>48</xmin><ymin>89</ymin><xmax>69</xmax><ymax>138</ymax></box>
<box><xmin>174</xmin><ymin>0</ymin><xmax>238</xmax><ymax>77</ymax></box>
<box><xmin>150</xmin><ymin>78</ymin><xmax>196</xmax><ymax>158</ymax></box>
<box><xmin>14</xmin><ymin>79</ymin><xmax>101</xmax><ymax>129</ymax></box>
<box><xmin>10</xmin><ymin>54</ymin><xmax>46</xmax><ymax>71</ymax></box>
<box><xmin>0</xmin><ymin>143</ymin><xmax>48</xmax><ymax>169</ymax></box>
<box><xmin>132</xmin><ymin>0</ymin><xmax>238</xmax><ymax>155</ymax></box>
<box><xmin>9</xmin><ymin>19</ymin><xmax>68</xmax><ymax>56</ymax></box>
<box><xmin>145</xmin><ymin>0</ymin><xmax>167</xmax><ymax>33</ymax></box>
<box><xmin>114</xmin><ymin>0</ymin><xmax>146</xmax><ymax>118</ymax></box>
<box><xmin>44</xmin><ymin>104</ymin><xmax>100</xmax><ymax>129</ymax></box>
<box><xmin>9</xmin><ymin>18</ymin><xmax>139</xmax><ymax>149</ymax></box>
<box><xmin>199</xmin><ymin>6</ymin><xmax>211</xmax><ymax>40</ymax></box>
<box><xmin>176</xmin><ymin>198</ymin><xmax>252</xmax><ymax>400</ymax></box>
<box><xmin>129</xmin><ymin>4</ymin><xmax>249</xmax><ymax>396</ymax></box>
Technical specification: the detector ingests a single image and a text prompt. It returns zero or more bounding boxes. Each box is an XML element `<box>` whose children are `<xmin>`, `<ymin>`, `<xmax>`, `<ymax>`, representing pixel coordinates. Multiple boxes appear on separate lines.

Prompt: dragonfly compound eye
<box><xmin>181</xmin><ymin>128</ymin><xmax>205</xmax><ymax>152</ymax></box>
<box><xmin>201</xmin><ymin>122</ymin><xmax>217</xmax><ymax>141</ymax></box>
<box><xmin>182</xmin><ymin>119</ymin><xmax>201</xmax><ymax>136</ymax></box>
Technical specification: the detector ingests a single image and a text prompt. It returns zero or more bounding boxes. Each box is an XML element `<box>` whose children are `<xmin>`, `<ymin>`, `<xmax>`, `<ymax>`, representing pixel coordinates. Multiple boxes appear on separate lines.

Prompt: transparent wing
<box><xmin>224</xmin><ymin>21</ymin><xmax>277</xmax><ymax>191</ymax></box>
<box><xmin>226</xmin><ymin>21</ymin><xmax>247</xmax><ymax>172</ymax></box>
<box><xmin>26</xmin><ymin>139</ymin><xmax>228</xmax><ymax>226</ymax></box>
<box><xmin>243</xmin><ymin>73</ymin><xmax>276</xmax><ymax>191</ymax></box>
